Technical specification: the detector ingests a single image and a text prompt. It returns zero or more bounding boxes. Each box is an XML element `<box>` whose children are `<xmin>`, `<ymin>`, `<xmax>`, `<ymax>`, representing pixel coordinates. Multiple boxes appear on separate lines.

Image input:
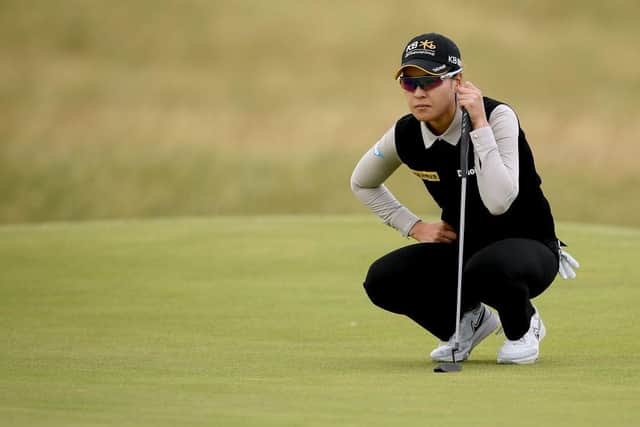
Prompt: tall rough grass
<box><xmin>1</xmin><ymin>0</ymin><xmax>639</xmax><ymax>225</ymax></box>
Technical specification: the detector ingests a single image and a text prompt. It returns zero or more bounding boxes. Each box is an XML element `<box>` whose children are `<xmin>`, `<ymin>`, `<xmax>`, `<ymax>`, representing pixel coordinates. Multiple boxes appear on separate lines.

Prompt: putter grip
<box><xmin>460</xmin><ymin>108</ymin><xmax>471</xmax><ymax>176</ymax></box>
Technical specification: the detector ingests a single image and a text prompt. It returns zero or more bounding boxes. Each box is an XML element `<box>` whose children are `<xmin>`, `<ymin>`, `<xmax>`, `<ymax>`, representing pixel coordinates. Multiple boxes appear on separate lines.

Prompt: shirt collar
<box><xmin>420</xmin><ymin>108</ymin><xmax>463</xmax><ymax>148</ymax></box>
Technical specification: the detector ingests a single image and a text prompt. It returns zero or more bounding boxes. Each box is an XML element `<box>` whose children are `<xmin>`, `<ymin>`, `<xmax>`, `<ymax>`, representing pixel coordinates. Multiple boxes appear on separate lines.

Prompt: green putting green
<box><xmin>1</xmin><ymin>216</ymin><xmax>638</xmax><ymax>426</ymax></box>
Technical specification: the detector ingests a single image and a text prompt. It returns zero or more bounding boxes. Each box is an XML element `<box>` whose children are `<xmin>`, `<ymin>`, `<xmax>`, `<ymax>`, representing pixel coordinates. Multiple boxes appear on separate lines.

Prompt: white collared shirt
<box><xmin>419</xmin><ymin>107</ymin><xmax>464</xmax><ymax>149</ymax></box>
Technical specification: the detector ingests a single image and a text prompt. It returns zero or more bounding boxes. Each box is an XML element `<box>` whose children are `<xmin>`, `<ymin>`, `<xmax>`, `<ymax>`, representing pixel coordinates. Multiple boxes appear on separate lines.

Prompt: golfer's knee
<box><xmin>363</xmin><ymin>259</ymin><xmax>394</xmax><ymax>309</ymax></box>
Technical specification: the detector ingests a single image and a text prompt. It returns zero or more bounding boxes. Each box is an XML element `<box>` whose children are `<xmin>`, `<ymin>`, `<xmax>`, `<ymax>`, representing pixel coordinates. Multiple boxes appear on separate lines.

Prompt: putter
<box><xmin>434</xmin><ymin>108</ymin><xmax>471</xmax><ymax>373</ymax></box>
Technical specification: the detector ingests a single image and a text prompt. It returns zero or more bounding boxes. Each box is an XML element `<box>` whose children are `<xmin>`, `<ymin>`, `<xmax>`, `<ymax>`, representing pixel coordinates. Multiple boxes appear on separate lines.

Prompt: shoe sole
<box><xmin>431</xmin><ymin>310</ymin><xmax>501</xmax><ymax>363</ymax></box>
<box><xmin>497</xmin><ymin>354</ymin><xmax>538</xmax><ymax>364</ymax></box>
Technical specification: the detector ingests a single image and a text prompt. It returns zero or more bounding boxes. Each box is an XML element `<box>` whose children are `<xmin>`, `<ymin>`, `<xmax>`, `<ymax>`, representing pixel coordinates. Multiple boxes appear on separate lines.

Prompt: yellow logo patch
<box><xmin>419</xmin><ymin>40</ymin><xmax>436</xmax><ymax>49</ymax></box>
<box><xmin>411</xmin><ymin>170</ymin><xmax>440</xmax><ymax>181</ymax></box>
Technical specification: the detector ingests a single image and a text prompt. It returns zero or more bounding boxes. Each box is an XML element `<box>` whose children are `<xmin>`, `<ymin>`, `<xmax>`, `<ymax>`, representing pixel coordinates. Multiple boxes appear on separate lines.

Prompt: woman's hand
<box><xmin>457</xmin><ymin>81</ymin><xmax>489</xmax><ymax>130</ymax></box>
<box><xmin>409</xmin><ymin>221</ymin><xmax>458</xmax><ymax>243</ymax></box>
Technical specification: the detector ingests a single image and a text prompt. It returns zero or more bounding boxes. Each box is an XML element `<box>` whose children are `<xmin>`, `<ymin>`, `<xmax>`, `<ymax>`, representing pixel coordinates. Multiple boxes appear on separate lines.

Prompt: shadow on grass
<box><xmin>309</xmin><ymin>354</ymin><xmax>558</xmax><ymax>378</ymax></box>
<box><xmin>319</xmin><ymin>355</ymin><xmax>507</xmax><ymax>374</ymax></box>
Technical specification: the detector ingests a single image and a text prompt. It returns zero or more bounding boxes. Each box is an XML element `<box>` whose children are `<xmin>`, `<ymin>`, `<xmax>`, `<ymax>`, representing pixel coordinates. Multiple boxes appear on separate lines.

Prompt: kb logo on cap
<box><xmin>419</xmin><ymin>40</ymin><xmax>436</xmax><ymax>49</ymax></box>
<box><xmin>406</xmin><ymin>39</ymin><xmax>437</xmax><ymax>52</ymax></box>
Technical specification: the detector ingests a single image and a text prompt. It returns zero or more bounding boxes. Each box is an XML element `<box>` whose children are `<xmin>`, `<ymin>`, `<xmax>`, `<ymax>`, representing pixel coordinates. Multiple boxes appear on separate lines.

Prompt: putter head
<box><xmin>433</xmin><ymin>347</ymin><xmax>463</xmax><ymax>373</ymax></box>
<box><xmin>433</xmin><ymin>363</ymin><xmax>462</xmax><ymax>373</ymax></box>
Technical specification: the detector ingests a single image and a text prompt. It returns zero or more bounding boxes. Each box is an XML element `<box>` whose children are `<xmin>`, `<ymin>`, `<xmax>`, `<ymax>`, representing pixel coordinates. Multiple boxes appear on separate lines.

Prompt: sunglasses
<box><xmin>398</xmin><ymin>68</ymin><xmax>463</xmax><ymax>92</ymax></box>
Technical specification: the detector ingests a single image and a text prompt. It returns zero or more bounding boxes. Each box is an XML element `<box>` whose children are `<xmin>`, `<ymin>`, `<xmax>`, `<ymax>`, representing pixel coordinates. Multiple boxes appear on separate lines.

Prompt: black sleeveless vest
<box><xmin>394</xmin><ymin>97</ymin><xmax>557</xmax><ymax>255</ymax></box>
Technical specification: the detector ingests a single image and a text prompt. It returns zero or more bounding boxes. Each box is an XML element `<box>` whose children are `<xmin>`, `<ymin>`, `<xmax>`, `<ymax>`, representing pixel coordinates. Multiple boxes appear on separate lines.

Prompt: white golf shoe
<box><xmin>430</xmin><ymin>304</ymin><xmax>500</xmax><ymax>362</ymax></box>
<box><xmin>497</xmin><ymin>309</ymin><xmax>546</xmax><ymax>364</ymax></box>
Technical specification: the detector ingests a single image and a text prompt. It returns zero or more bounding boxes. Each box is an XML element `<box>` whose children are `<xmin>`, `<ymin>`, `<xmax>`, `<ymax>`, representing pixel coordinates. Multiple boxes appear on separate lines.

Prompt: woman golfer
<box><xmin>350</xmin><ymin>33</ymin><xmax>578</xmax><ymax>364</ymax></box>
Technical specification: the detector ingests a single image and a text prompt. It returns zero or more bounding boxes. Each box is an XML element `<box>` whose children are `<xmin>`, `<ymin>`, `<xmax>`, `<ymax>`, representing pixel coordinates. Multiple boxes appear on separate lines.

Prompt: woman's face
<box><xmin>401</xmin><ymin>66</ymin><xmax>459</xmax><ymax>123</ymax></box>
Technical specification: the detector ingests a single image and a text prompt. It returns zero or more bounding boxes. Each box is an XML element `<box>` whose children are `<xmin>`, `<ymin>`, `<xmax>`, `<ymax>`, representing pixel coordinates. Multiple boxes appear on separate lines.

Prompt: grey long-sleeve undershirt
<box><xmin>350</xmin><ymin>105</ymin><xmax>520</xmax><ymax>237</ymax></box>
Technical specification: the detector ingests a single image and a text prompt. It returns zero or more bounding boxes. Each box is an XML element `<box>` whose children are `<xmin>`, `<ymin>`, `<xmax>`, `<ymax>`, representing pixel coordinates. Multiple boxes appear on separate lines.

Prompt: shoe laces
<box><xmin>443</xmin><ymin>305</ymin><xmax>487</xmax><ymax>346</ymax></box>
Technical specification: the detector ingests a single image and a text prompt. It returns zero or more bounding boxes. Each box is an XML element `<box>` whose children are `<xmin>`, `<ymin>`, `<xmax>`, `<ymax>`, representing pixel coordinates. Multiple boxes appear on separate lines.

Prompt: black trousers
<box><xmin>363</xmin><ymin>238</ymin><xmax>559</xmax><ymax>341</ymax></box>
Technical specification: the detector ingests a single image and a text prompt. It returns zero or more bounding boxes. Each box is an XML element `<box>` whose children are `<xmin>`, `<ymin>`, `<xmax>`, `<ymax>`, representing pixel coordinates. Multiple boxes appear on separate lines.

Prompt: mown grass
<box><xmin>0</xmin><ymin>215</ymin><xmax>638</xmax><ymax>426</ymax></box>
<box><xmin>1</xmin><ymin>0</ymin><xmax>639</xmax><ymax>225</ymax></box>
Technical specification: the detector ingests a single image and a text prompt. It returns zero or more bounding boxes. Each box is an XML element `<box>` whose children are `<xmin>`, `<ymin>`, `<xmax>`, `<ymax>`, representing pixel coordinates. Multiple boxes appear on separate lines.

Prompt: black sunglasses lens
<box><xmin>399</xmin><ymin>76</ymin><xmax>440</xmax><ymax>92</ymax></box>
<box><xmin>399</xmin><ymin>78</ymin><xmax>417</xmax><ymax>92</ymax></box>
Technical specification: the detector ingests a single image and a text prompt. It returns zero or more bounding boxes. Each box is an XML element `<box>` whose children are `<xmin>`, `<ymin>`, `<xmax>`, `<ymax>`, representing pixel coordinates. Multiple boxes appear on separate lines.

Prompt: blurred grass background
<box><xmin>1</xmin><ymin>0</ymin><xmax>639</xmax><ymax>225</ymax></box>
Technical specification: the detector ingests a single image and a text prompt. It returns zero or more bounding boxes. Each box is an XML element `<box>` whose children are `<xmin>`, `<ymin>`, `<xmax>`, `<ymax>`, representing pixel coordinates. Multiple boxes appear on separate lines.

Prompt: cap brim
<box><xmin>394</xmin><ymin>60</ymin><xmax>452</xmax><ymax>79</ymax></box>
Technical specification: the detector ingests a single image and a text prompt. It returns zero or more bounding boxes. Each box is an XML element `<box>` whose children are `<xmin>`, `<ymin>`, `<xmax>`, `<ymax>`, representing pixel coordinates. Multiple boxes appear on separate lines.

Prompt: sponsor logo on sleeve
<box><xmin>373</xmin><ymin>142</ymin><xmax>384</xmax><ymax>158</ymax></box>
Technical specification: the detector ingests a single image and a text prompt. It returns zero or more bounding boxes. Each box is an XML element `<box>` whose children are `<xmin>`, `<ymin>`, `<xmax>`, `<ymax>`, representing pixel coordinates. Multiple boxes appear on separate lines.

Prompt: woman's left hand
<box><xmin>457</xmin><ymin>81</ymin><xmax>489</xmax><ymax>130</ymax></box>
